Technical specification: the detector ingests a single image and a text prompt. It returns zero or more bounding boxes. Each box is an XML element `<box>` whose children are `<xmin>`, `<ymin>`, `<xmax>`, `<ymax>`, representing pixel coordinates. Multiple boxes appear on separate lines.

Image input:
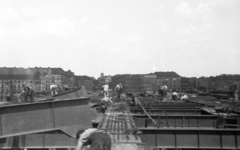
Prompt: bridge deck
<box><xmin>98</xmin><ymin>102</ymin><xmax>146</xmax><ymax>150</ymax></box>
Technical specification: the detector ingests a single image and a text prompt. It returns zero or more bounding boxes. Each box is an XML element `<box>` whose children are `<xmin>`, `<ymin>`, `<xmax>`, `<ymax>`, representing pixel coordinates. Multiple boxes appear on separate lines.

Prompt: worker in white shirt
<box><xmin>50</xmin><ymin>84</ymin><xmax>58</xmax><ymax>96</ymax></box>
<box><xmin>102</xmin><ymin>83</ymin><xmax>109</xmax><ymax>98</ymax></box>
<box><xmin>181</xmin><ymin>94</ymin><xmax>189</xmax><ymax>101</ymax></box>
<box><xmin>76</xmin><ymin>128</ymin><xmax>111</xmax><ymax>150</ymax></box>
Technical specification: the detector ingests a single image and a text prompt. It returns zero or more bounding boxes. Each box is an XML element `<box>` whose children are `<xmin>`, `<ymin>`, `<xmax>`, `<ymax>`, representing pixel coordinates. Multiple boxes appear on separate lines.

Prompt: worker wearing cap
<box><xmin>76</xmin><ymin>128</ymin><xmax>111</xmax><ymax>150</ymax></box>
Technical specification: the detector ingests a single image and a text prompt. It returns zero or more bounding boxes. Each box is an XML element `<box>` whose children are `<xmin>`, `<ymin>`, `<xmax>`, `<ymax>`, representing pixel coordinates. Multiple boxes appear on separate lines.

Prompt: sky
<box><xmin>0</xmin><ymin>0</ymin><xmax>239</xmax><ymax>78</ymax></box>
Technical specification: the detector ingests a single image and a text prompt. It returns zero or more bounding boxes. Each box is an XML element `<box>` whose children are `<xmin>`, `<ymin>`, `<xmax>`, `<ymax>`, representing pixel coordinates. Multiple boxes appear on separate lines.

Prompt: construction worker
<box><xmin>99</xmin><ymin>96</ymin><xmax>113</xmax><ymax>113</ymax></box>
<box><xmin>50</xmin><ymin>84</ymin><xmax>58</xmax><ymax>96</ymax></box>
<box><xmin>172</xmin><ymin>90</ymin><xmax>178</xmax><ymax>100</ymax></box>
<box><xmin>181</xmin><ymin>94</ymin><xmax>189</xmax><ymax>101</ymax></box>
<box><xmin>20</xmin><ymin>85</ymin><xmax>34</xmax><ymax>102</ymax></box>
<box><xmin>162</xmin><ymin>84</ymin><xmax>168</xmax><ymax>97</ymax></box>
<box><xmin>76</xmin><ymin>128</ymin><xmax>111</xmax><ymax>150</ymax></box>
<box><xmin>102</xmin><ymin>83</ymin><xmax>109</xmax><ymax>98</ymax></box>
<box><xmin>115</xmin><ymin>83</ymin><xmax>122</xmax><ymax>99</ymax></box>
<box><xmin>130</xmin><ymin>94</ymin><xmax>140</xmax><ymax>106</ymax></box>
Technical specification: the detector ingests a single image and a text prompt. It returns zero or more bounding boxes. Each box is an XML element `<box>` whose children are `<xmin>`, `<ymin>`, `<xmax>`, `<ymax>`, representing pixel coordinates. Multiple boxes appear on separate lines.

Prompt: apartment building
<box><xmin>141</xmin><ymin>74</ymin><xmax>157</xmax><ymax>91</ymax></box>
<box><xmin>181</xmin><ymin>77</ymin><xmax>197</xmax><ymax>93</ymax></box>
<box><xmin>0</xmin><ymin>74</ymin><xmax>36</xmax><ymax>93</ymax></box>
<box><xmin>74</xmin><ymin>76</ymin><xmax>94</xmax><ymax>91</ymax></box>
<box><xmin>125</xmin><ymin>75</ymin><xmax>142</xmax><ymax>92</ymax></box>
<box><xmin>0</xmin><ymin>67</ymin><xmax>74</xmax><ymax>92</ymax></box>
<box><xmin>208</xmin><ymin>75</ymin><xmax>240</xmax><ymax>92</ymax></box>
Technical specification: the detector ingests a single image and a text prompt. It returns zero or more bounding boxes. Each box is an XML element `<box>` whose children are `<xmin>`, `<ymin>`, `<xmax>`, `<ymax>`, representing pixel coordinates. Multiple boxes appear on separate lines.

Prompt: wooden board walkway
<box><xmin>97</xmin><ymin>102</ymin><xmax>147</xmax><ymax>150</ymax></box>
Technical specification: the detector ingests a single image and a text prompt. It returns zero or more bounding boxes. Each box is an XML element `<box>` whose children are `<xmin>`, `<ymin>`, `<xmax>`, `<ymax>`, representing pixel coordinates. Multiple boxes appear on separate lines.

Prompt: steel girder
<box><xmin>133</xmin><ymin>115</ymin><xmax>219</xmax><ymax>128</ymax></box>
<box><xmin>0</xmin><ymin>98</ymin><xmax>97</xmax><ymax>138</ymax></box>
<box><xmin>131</xmin><ymin>108</ymin><xmax>202</xmax><ymax>115</ymax></box>
<box><xmin>138</xmin><ymin>128</ymin><xmax>240</xmax><ymax>149</ymax></box>
<box><xmin>0</xmin><ymin>130</ymin><xmax>77</xmax><ymax>148</ymax></box>
<box><xmin>1</xmin><ymin>128</ymin><xmax>240</xmax><ymax>149</ymax></box>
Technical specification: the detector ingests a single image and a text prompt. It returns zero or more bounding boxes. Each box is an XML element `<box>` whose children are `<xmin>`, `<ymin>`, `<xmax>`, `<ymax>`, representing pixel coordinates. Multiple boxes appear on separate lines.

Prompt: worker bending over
<box><xmin>50</xmin><ymin>84</ymin><xmax>59</xmax><ymax>96</ymax></box>
<box><xmin>181</xmin><ymin>94</ymin><xmax>189</xmax><ymax>101</ymax></box>
<box><xmin>20</xmin><ymin>85</ymin><xmax>34</xmax><ymax>102</ymax></box>
<box><xmin>76</xmin><ymin>128</ymin><xmax>111</xmax><ymax>150</ymax></box>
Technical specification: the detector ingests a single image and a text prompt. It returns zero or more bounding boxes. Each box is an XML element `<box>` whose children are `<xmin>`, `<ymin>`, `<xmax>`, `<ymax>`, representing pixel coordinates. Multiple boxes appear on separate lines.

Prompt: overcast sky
<box><xmin>0</xmin><ymin>0</ymin><xmax>239</xmax><ymax>78</ymax></box>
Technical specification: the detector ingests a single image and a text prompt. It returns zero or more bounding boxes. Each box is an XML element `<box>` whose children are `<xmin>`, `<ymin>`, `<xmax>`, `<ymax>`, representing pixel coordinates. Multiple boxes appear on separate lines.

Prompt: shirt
<box><xmin>115</xmin><ymin>84</ymin><xmax>120</xmax><ymax>91</ymax></box>
<box><xmin>50</xmin><ymin>85</ymin><xmax>58</xmax><ymax>90</ymax></box>
<box><xmin>79</xmin><ymin>128</ymin><xmax>102</xmax><ymax>143</ymax></box>
<box><xmin>172</xmin><ymin>92</ymin><xmax>178</xmax><ymax>96</ymax></box>
<box><xmin>102</xmin><ymin>85</ymin><xmax>109</xmax><ymax>92</ymax></box>
<box><xmin>162</xmin><ymin>85</ymin><xmax>168</xmax><ymax>90</ymax></box>
<box><xmin>101</xmin><ymin>97</ymin><xmax>113</xmax><ymax>103</ymax></box>
<box><xmin>181</xmin><ymin>95</ymin><xmax>189</xmax><ymax>100</ymax></box>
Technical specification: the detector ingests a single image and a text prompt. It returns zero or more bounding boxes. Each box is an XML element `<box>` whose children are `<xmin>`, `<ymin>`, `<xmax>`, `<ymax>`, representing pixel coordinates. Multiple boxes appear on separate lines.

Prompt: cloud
<box><xmin>206</xmin><ymin>0</ymin><xmax>237</xmax><ymax>7</ymax></box>
<box><xmin>175</xmin><ymin>2</ymin><xmax>211</xmax><ymax>20</ymax></box>
<box><xmin>124</xmin><ymin>35</ymin><xmax>144</xmax><ymax>42</ymax></box>
<box><xmin>175</xmin><ymin>2</ymin><xmax>192</xmax><ymax>15</ymax></box>
<box><xmin>151</xmin><ymin>6</ymin><xmax>164</xmax><ymax>13</ymax></box>
<box><xmin>1</xmin><ymin>7</ymin><xmax>20</xmax><ymax>20</ymax></box>
<box><xmin>32</xmin><ymin>18</ymin><xmax>75</xmax><ymax>37</ymax></box>
<box><xmin>0</xmin><ymin>8</ymin><xmax>75</xmax><ymax>38</ymax></box>
<box><xmin>81</xmin><ymin>16</ymin><xmax>88</xmax><ymax>23</ymax></box>
<box><xmin>21</xmin><ymin>7</ymin><xmax>38</xmax><ymax>19</ymax></box>
<box><xmin>96</xmin><ymin>24</ymin><xmax>109</xmax><ymax>30</ymax></box>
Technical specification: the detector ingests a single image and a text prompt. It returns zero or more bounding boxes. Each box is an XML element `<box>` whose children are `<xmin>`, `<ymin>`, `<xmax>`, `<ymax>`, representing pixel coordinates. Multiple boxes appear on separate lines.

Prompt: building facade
<box><xmin>0</xmin><ymin>67</ymin><xmax>75</xmax><ymax>93</ymax></box>
<box><xmin>74</xmin><ymin>76</ymin><xmax>94</xmax><ymax>91</ymax></box>
<box><xmin>181</xmin><ymin>77</ymin><xmax>197</xmax><ymax>93</ymax></box>
<box><xmin>125</xmin><ymin>75</ymin><xmax>143</xmax><ymax>92</ymax></box>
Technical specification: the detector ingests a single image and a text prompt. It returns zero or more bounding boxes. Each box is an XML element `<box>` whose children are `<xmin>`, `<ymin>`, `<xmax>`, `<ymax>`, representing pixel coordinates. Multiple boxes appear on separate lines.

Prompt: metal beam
<box><xmin>0</xmin><ymin>130</ymin><xmax>77</xmax><ymax>148</ymax></box>
<box><xmin>131</xmin><ymin>107</ymin><xmax>201</xmax><ymax>110</ymax></box>
<box><xmin>0</xmin><ymin>98</ymin><xmax>97</xmax><ymax>138</ymax></box>
<box><xmin>138</xmin><ymin>128</ymin><xmax>240</xmax><ymax>149</ymax></box>
<box><xmin>133</xmin><ymin>115</ymin><xmax>219</xmax><ymax>128</ymax></box>
<box><xmin>0</xmin><ymin>131</ymin><xmax>146</xmax><ymax>149</ymax></box>
<box><xmin>134</xmin><ymin>103</ymin><xmax>200</xmax><ymax>108</ymax></box>
<box><xmin>52</xmin><ymin>86</ymin><xmax>88</xmax><ymax>99</ymax></box>
<box><xmin>131</xmin><ymin>109</ymin><xmax>202</xmax><ymax>115</ymax></box>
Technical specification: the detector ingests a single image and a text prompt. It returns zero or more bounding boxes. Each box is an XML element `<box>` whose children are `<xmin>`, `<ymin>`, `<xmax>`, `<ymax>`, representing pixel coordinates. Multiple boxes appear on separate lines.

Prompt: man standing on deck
<box><xmin>102</xmin><ymin>83</ymin><xmax>109</xmax><ymax>98</ymax></box>
<box><xmin>76</xmin><ymin>128</ymin><xmax>111</xmax><ymax>150</ymax></box>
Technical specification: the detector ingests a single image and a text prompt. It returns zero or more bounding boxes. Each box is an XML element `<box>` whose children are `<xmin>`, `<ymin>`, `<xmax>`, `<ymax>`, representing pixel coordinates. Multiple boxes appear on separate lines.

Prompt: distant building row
<box><xmin>0</xmin><ymin>67</ymin><xmax>239</xmax><ymax>94</ymax></box>
<box><xmin>0</xmin><ymin>67</ymin><xmax>75</xmax><ymax>93</ymax></box>
<box><xmin>96</xmin><ymin>72</ymin><xmax>240</xmax><ymax>93</ymax></box>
